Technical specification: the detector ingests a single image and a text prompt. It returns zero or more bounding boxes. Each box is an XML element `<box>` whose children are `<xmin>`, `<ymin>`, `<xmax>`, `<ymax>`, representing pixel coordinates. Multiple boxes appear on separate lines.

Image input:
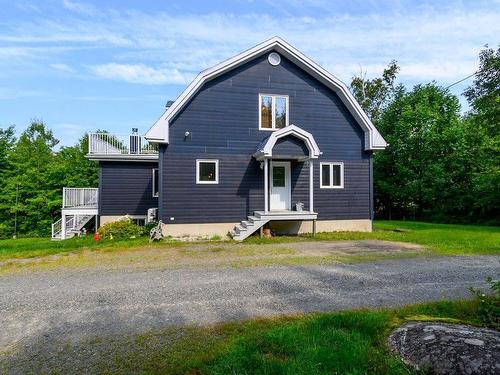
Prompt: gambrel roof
<box><xmin>145</xmin><ymin>36</ymin><xmax>387</xmax><ymax>150</ymax></box>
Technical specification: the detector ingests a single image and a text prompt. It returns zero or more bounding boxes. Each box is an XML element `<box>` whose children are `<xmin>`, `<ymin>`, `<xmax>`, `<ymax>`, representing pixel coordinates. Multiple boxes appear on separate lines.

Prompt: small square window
<box><xmin>152</xmin><ymin>168</ymin><xmax>159</xmax><ymax>197</ymax></box>
<box><xmin>259</xmin><ymin>94</ymin><xmax>289</xmax><ymax>130</ymax></box>
<box><xmin>320</xmin><ymin>162</ymin><xmax>344</xmax><ymax>188</ymax></box>
<box><xmin>196</xmin><ymin>160</ymin><xmax>219</xmax><ymax>184</ymax></box>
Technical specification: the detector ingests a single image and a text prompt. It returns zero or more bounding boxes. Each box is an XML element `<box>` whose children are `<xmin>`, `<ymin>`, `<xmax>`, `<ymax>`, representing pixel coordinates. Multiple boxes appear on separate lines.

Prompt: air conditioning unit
<box><xmin>147</xmin><ymin>208</ymin><xmax>158</xmax><ymax>223</ymax></box>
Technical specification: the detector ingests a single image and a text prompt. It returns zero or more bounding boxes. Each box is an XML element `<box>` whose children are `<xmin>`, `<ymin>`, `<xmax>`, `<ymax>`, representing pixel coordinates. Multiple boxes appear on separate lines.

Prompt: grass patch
<box><xmin>3</xmin><ymin>300</ymin><xmax>483</xmax><ymax>374</ymax></box>
<box><xmin>0</xmin><ymin>221</ymin><xmax>497</xmax><ymax>271</ymax></box>
<box><xmin>245</xmin><ymin>220</ymin><xmax>499</xmax><ymax>255</ymax></box>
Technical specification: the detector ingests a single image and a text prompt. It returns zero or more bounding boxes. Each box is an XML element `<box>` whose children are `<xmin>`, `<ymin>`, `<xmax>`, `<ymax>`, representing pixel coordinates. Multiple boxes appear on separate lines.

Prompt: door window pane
<box><xmin>260</xmin><ymin>96</ymin><xmax>273</xmax><ymax>129</ymax></box>
<box><xmin>321</xmin><ymin>164</ymin><xmax>330</xmax><ymax>187</ymax></box>
<box><xmin>275</xmin><ymin>96</ymin><xmax>287</xmax><ymax>129</ymax></box>
<box><xmin>273</xmin><ymin>166</ymin><xmax>286</xmax><ymax>187</ymax></box>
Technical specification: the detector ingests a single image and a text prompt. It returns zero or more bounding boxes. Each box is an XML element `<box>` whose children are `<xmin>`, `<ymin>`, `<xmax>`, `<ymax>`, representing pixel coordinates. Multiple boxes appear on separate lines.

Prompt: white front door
<box><xmin>270</xmin><ymin>161</ymin><xmax>291</xmax><ymax>211</ymax></box>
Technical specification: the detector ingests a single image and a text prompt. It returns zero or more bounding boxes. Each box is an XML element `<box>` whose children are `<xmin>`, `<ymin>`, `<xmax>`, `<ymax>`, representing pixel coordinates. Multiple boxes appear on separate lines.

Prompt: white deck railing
<box><xmin>88</xmin><ymin>133</ymin><xmax>158</xmax><ymax>155</ymax></box>
<box><xmin>63</xmin><ymin>187</ymin><xmax>98</xmax><ymax>208</ymax></box>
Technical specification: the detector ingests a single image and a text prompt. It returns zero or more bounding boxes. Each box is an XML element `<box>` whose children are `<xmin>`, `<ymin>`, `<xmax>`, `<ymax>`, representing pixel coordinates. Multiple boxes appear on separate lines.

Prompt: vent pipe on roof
<box><xmin>166</xmin><ymin>100</ymin><xmax>174</xmax><ymax>109</ymax></box>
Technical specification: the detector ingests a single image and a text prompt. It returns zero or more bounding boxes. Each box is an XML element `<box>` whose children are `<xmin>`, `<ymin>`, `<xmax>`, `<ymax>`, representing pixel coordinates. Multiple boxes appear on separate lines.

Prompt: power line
<box><xmin>445</xmin><ymin>71</ymin><xmax>478</xmax><ymax>89</ymax></box>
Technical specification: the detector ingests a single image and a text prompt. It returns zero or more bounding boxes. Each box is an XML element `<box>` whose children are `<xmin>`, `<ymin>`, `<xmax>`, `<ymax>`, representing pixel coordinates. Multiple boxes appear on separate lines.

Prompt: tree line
<box><xmin>0</xmin><ymin>46</ymin><xmax>498</xmax><ymax>238</ymax></box>
<box><xmin>0</xmin><ymin>126</ymin><xmax>97</xmax><ymax>237</ymax></box>
<box><xmin>351</xmin><ymin>46</ymin><xmax>499</xmax><ymax>224</ymax></box>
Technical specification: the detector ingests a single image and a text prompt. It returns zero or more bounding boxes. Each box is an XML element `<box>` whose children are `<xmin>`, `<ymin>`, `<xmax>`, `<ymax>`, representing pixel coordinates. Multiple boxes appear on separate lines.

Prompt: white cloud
<box><xmin>62</xmin><ymin>0</ymin><xmax>96</xmax><ymax>16</ymax></box>
<box><xmin>50</xmin><ymin>63</ymin><xmax>75</xmax><ymax>73</ymax></box>
<box><xmin>89</xmin><ymin>63</ymin><xmax>191</xmax><ymax>85</ymax></box>
<box><xmin>0</xmin><ymin>2</ymin><xmax>498</xmax><ymax>87</ymax></box>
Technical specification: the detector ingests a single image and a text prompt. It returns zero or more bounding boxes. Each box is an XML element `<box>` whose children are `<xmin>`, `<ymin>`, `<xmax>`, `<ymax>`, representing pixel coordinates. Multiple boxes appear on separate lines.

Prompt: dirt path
<box><xmin>0</xmin><ymin>240</ymin><xmax>425</xmax><ymax>273</ymax></box>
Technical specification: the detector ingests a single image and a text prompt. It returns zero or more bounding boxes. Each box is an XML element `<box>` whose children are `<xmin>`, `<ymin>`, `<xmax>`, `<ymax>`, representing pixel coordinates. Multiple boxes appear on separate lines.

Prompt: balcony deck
<box><xmin>87</xmin><ymin>133</ymin><xmax>158</xmax><ymax>161</ymax></box>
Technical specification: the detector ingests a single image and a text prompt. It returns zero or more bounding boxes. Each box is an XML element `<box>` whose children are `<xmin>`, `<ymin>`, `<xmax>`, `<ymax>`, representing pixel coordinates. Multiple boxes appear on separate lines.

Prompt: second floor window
<box><xmin>259</xmin><ymin>94</ymin><xmax>288</xmax><ymax>130</ymax></box>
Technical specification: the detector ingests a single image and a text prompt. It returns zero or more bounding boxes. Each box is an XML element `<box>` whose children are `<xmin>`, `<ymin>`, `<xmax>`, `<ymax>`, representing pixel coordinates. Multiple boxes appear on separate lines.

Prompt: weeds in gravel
<box><xmin>1</xmin><ymin>300</ymin><xmax>482</xmax><ymax>375</ymax></box>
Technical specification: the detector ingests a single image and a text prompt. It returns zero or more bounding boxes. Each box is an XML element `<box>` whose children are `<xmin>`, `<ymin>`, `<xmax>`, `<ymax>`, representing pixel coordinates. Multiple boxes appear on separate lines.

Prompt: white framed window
<box><xmin>196</xmin><ymin>159</ymin><xmax>219</xmax><ymax>184</ymax></box>
<box><xmin>152</xmin><ymin>168</ymin><xmax>159</xmax><ymax>197</ymax></box>
<box><xmin>320</xmin><ymin>162</ymin><xmax>344</xmax><ymax>189</ymax></box>
<box><xmin>259</xmin><ymin>94</ymin><xmax>289</xmax><ymax>130</ymax></box>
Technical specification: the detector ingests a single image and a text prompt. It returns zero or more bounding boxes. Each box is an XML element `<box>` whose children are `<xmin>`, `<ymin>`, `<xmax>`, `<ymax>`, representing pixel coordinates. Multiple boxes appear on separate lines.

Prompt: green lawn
<box><xmin>0</xmin><ymin>221</ymin><xmax>498</xmax><ymax>262</ymax></box>
<box><xmin>5</xmin><ymin>300</ymin><xmax>484</xmax><ymax>374</ymax></box>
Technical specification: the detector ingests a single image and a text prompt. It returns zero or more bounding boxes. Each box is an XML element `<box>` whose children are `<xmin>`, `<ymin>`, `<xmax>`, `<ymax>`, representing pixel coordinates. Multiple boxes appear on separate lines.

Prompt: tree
<box><xmin>463</xmin><ymin>45</ymin><xmax>500</xmax><ymax>222</ymax></box>
<box><xmin>350</xmin><ymin>61</ymin><xmax>400</xmax><ymax>122</ymax></box>
<box><xmin>0</xmin><ymin>126</ymin><xmax>16</xmax><ymax>237</ymax></box>
<box><xmin>0</xmin><ymin>121</ymin><xmax>60</xmax><ymax>236</ymax></box>
<box><xmin>374</xmin><ymin>83</ymin><xmax>464</xmax><ymax>220</ymax></box>
<box><xmin>54</xmin><ymin>133</ymin><xmax>98</xmax><ymax>188</ymax></box>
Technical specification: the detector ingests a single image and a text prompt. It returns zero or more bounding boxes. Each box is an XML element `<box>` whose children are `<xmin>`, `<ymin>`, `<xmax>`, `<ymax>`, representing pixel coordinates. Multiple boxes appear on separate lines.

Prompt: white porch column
<box><xmin>309</xmin><ymin>160</ymin><xmax>314</xmax><ymax>213</ymax></box>
<box><xmin>61</xmin><ymin>213</ymin><xmax>66</xmax><ymax>240</ymax></box>
<box><xmin>264</xmin><ymin>159</ymin><xmax>269</xmax><ymax>213</ymax></box>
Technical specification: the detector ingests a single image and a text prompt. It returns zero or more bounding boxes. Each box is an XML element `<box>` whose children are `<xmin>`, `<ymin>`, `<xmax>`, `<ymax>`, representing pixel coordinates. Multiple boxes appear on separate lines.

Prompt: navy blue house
<box><xmin>53</xmin><ymin>37</ymin><xmax>386</xmax><ymax>240</ymax></box>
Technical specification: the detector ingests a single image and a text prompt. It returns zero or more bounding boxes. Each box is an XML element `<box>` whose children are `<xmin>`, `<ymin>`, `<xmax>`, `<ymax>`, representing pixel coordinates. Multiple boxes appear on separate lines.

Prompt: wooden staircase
<box><xmin>51</xmin><ymin>187</ymin><xmax>98</xmax><ymax>240</ymax></box>
<box><xmin>231</xmin><ymin>210</ymin><xmax>318</xmax><ymax>241</ymax></box>
<box><xmin>51</xmin><ymin>214</ymin><xmax>95</xmax><ymax>240</ymax></box>
<box><xmin>230</xmin><ymin>212</ymin><xmax>270</xmax><ymax>241</ymax></box>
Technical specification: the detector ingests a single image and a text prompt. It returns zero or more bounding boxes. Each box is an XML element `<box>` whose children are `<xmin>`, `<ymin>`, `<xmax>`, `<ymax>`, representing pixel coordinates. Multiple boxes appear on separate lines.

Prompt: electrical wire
<box><xmin>445</xmin><ymin>71</ymin><xmax>478</xmax><ymax>89</ymax></box>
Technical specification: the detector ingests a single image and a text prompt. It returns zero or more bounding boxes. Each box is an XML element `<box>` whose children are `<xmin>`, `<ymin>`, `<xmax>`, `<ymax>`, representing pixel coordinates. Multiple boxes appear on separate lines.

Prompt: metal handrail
<box><xmin>88</xmin><ymin>133</ymin><xmax>158</xmax><ymax>155</ymax></box>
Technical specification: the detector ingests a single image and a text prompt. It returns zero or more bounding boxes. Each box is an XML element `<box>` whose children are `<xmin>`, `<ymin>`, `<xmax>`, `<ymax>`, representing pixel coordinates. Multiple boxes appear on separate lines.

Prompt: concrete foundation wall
<box><xmin>161</xmin><ymin>219</ymin><xmax>372</xmax><ymax>239</ymax></box>
<box><xmin>99</xmin><ymin>215</ymin><xmax>146</xmax><ymax>226</ymax></box>
<box><xmin>269</xmin><ymin>219</ymin><xmax>372</xmax><ymax>234</ymax></box>
<box><xmin>161</xmin><ymin>222</ymin><xmax>239</xmax><ymax>239</ymax></box>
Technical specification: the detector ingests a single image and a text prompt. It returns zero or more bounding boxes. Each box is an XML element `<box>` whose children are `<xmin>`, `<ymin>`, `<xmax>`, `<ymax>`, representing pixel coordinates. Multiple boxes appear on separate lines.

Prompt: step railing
<box><xmin>51</xmin><ymin>214</ymin><xmax>95</xmax><ymax>239</ymax></box>
<box><xmin>51</xmin><ymin>218</ymin><xmax>62</xmax><ymax>239</ymax></box>
<box><xmin>63</xmin><ymin>188</ymin><xmax>98</xmax><ymax>208</ymax></box>
<box><xmin>88</xmin><ymin>133</ymin><xmax>158</xmax><ymax>155</ymax></box>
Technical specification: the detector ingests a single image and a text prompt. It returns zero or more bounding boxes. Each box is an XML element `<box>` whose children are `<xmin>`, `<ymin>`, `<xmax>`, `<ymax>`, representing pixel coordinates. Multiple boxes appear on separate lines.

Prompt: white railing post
<box><xmin>264</xmin><ymin>159</ymin><xmax>269</xmax><ymax>213</ymax></box>
<box><xmin>309</xmin><ymin>160</ymin><xmax>314</xmax><ymax>213</ymax></box>
<box><xmin>61</xmin><ymin>214</ymin><xmax>66</xmax><ymax>240</ymax></box>
<box><xmin>88</xmin><ymin>132</ymin><xmax>157</xmax><ymax>156</ymax></box>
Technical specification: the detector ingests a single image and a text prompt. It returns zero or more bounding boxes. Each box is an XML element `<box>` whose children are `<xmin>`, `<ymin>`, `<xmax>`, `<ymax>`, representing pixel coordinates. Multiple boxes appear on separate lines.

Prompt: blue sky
<box><xmin>0</xmin><ymin>0</ymin><xmax>498</xmax><ymax>147</ymax></box>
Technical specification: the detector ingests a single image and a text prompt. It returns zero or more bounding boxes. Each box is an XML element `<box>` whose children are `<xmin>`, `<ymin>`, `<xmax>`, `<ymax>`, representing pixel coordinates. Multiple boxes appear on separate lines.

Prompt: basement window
<box><xmin>196</xmin><ymin>159</ymin><xmax>219</xmax><ymax>184</ymax></box>
<box><xmin>259</xmin><ymin>94</ymin><xmax>289</xmax><ymax>130</ymax></box>
<box><xmin>320</xmin><ymin>162</ymin><xmax>344</xmax><ymax>188</ymax></box>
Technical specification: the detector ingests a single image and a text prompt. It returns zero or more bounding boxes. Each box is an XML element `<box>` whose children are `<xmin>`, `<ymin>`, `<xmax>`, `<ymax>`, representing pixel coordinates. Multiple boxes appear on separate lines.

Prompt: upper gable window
<box><xmin>259</xmin><ymin>94</ymin><xmax>289</xmax><ymax>130</ymax></box>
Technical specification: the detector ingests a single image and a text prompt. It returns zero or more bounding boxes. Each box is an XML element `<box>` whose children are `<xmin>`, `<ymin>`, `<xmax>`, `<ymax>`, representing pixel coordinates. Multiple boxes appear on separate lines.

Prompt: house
<box><xmin>51</xmin><ymin>37</ymin><xmax>386</xmax><ymax>241</ymax></box>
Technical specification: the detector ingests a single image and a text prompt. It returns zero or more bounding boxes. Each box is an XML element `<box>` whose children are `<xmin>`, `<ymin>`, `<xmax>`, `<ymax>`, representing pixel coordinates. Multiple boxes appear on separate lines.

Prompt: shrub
<box><xmin>470</xmin><ymin>277</ymin><xmax>500</xmax><ymax>329</ymax></box>
<box><xmin>143</xmin><ymin>221</ymin><xmax>158</xmax><ymax>235</ymax></box>
<box><xmin>98</xmin><ymin>219</ymin><xmax>144</xmax><ymax>240</ymax></box>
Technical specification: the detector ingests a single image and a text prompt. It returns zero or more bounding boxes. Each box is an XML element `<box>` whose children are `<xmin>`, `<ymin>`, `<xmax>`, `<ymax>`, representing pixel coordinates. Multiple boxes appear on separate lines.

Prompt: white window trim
<box><xmin>320</xmin><ymin>162</ymin><xmax>344</xmax><ymax>189</ymax></box>
<box><xmin>196</xmin><ymin>159</ymin><xmax>219</xmax><ymax>184</ymax></box>
<box><xmin>152</xmin><ymin>168</ymin><xmax>159</xmax><ymax>197</ymax></box>
<box><xmin>258</xmin><ymin>93</ymin><xmax>289</xmax><ymax>131</ymax></box>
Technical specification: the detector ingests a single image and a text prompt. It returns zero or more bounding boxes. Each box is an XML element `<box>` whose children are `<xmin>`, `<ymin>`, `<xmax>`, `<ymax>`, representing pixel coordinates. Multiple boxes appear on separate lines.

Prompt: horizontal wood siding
<box><xmin>160</xmin><ymin>152</ymin><xmax>263</xmax><ymax>223</ymax></box>
<box><xmin>160</xmin><ymin>53</ymin><xmax>371</xmax><ymax>222</ymax></box>
<box><xmin>273</xmin><ymin>136</ymin><xmax>309</xmax><ymax>158</ymax></box>
<box><xmin>99</xmin><ymin>162</ymin><xmax>158</xmax><ymax>216</ymax></box>
<box><xmin>291</xmin><ymin>161</ymin><xmax>310</xmax><ymax>211</ymax></box>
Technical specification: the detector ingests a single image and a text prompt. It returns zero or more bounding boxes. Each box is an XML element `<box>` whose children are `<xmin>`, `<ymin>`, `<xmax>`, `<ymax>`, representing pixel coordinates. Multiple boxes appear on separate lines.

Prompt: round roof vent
<box><xmin>268</xmin><ymin>52</ymin><xmax>281</xmax><ymax>66</ymax></box>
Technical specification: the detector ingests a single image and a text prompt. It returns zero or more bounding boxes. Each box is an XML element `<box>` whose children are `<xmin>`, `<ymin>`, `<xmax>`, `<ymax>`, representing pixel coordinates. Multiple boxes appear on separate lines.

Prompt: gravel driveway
<box><xmin>1</xmin><ymin>255</ymin><xmax>498</xmax><ymax>351</ymax></box>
